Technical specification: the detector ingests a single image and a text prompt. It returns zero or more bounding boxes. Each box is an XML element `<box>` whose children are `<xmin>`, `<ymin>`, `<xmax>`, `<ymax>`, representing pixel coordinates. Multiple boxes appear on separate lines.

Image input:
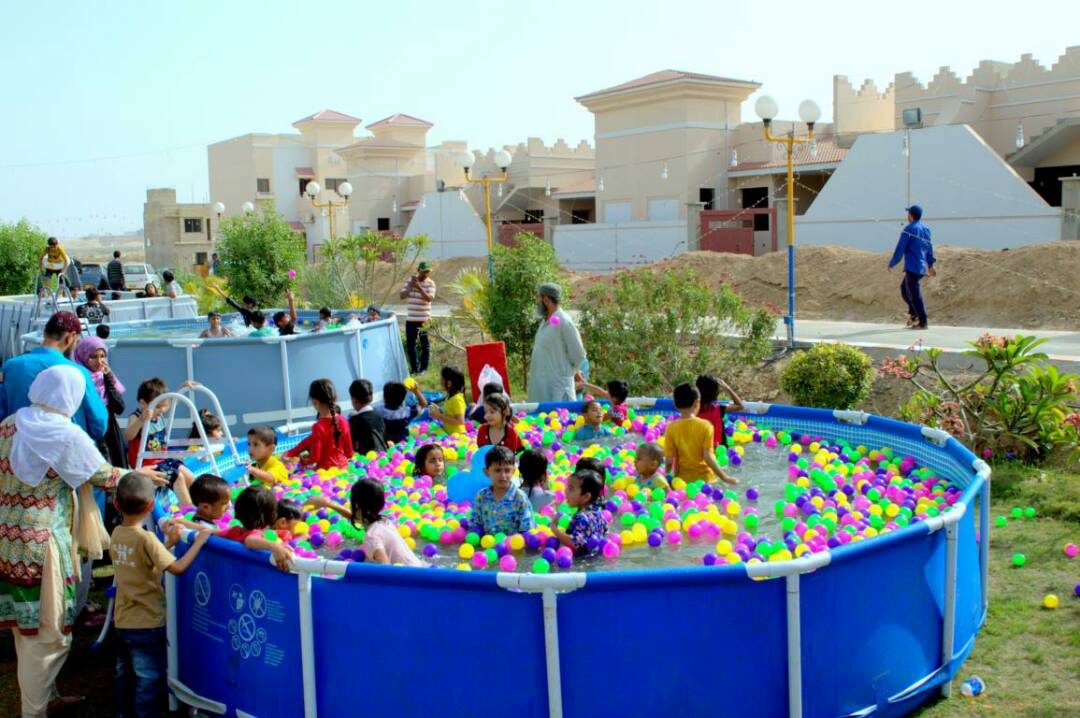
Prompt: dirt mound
<box><xmin>570</xmin><ymin>242</ymin><xmax>1080</xmax><ymax>330</ymax></box>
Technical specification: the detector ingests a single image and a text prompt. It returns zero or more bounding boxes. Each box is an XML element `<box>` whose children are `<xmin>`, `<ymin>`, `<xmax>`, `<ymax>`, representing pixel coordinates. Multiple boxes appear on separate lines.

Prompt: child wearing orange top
<box><xmin>284</xmin><ymin>379</ymin><xmax>352</xmax><ymax>470</ymax></box>
<box><xmin>695</xmin><ymin>375</ymin><xmax>744</xmax><ymax>448</ymax></box>
<box><xmin>216</xmin><ymin>485</ymin><xmax>294</xmax><ymax>571</ymax></box>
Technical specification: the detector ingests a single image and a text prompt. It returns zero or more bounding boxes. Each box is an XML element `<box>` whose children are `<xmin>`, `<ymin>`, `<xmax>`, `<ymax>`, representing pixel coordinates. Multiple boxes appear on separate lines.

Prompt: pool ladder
<box><xmin>133</xmin><ymin>383</ymin><xmax>244</xmax><ymax>478</ymax></box>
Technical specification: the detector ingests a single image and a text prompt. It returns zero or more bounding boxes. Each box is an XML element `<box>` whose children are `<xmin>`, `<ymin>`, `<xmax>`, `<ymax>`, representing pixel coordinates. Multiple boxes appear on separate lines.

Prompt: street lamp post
<box><xmin>305</xmin><ymin>180</ymin><xmax>353</xmax><ymax>242</ymax></box>
<box><xmin>754</xmin><ymin>95</ymin><xmax>821</xmax><ymax>348</ymax></box>
<box><xmin>460</xmin><ymin>150</ymin><xmax>513</xmax><ymax>284</ymax></box>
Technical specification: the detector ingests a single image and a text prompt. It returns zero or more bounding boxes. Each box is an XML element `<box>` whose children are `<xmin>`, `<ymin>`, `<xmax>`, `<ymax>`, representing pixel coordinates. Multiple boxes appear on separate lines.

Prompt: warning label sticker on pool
<box><xmin>191</xmin><ymin>572</ymin><xmax>287</xmax><ymax>667</ymax></box>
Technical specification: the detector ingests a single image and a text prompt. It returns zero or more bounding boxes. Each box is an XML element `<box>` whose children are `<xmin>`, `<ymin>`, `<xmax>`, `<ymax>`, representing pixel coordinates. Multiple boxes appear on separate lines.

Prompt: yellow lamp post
<box><xmin>754</xmin><ymin>95</ymin><xmax>821</xmax><ymax>348</ymax></box>
<box><xmin>305</xmin><ymin>180</ymin><xmax>353</xmax><ymax>242</ymax></box>
<box><xmin>460</xmin><ymin>150</ymin><xmax>513</xmax><ymax>284</ymax></box>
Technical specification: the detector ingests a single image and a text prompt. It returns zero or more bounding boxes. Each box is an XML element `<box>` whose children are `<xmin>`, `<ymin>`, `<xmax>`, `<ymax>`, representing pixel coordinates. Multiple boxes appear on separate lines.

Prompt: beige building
<box><xmin>142</xmin><ymin>188</ymin><xmax>214</xmax><ymax>270</ymax></box>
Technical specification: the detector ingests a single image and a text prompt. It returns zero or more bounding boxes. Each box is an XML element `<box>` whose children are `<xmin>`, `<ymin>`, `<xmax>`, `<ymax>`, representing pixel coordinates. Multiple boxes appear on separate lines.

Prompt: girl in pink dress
<box><xmin>309</xmin><ymin>479</ymin><xmax>424</xmax><ymax>566</ymax></box>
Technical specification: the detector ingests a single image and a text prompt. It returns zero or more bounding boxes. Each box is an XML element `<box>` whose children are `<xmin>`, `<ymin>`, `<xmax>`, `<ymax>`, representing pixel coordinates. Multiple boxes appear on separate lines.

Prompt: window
<box><xmin>523</xmin><ymin>209</ymin><xmax>544</xmax><ymax>223</ymax></box>
<box><xmin>326</xmin><ymin>178</ymin><xmax>347</xmax><ymax>193</ymax></box>
<box><xmin>571</xmin><ymin>209</ymin><xmax>591</xmax><ymax>224</ymax></box>
<box><xmin>377</xmin><ymin>217</ymin><xmax>391</xmax><ymax>231</ymax></box>
<box><xmin>741</xmin><ymin>187</ymin><xmax>770</xmax><ymax>231</ymax></box>
<box><xmin>195</xmin><ymin>252</ymin><xmax>208</xmax><ymax>265</ymax></box>
<box><xmin>256</xmin><ymin>178</ymin><xmax>271</xmax><ymax>193</ymax></box>
<box><xmin>183</xmin><ymin>218</ymin><xmax>202</xmax><ymax>233</ymax></box>
<box><xmin>298</xmin><ymin>178</ymin><xmax>311</xmax><ymax>197</ymax></box>
<box><xmin>699</xmin><ymin>187</ymin><xmax>715</xmax><ymax>210</ymax></box>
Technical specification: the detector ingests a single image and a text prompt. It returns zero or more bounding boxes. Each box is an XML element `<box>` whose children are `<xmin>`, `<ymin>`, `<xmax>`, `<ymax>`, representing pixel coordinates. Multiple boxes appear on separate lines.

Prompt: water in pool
<box><xmin>167</xmin><ymin>407</ymin><xmax>962</xmax><ymax>573</ymax></box>
<box><xmin>113</xmin><ymin>318</ymin><xmax>362</xmax><ymax>340</ymax></box>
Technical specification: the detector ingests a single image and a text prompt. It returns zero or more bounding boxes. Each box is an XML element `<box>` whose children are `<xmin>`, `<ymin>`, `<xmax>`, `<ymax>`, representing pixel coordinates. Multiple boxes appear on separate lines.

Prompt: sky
<box><xmin>1</xmin><ymin>0</ymin><xmax>1078</xmax><ymax>237</ymax></box>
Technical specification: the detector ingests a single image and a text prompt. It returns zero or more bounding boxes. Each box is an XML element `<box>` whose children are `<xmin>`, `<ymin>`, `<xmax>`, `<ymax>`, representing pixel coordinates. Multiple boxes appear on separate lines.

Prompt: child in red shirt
<box><xmin>694</xmin><ymin>375</ymin><xmax>744</xmax><ymax>448</ymax></box>
<box><xmin>476</xmin><ymin>393</ymin><xmax>524</xmax><ymax>453</ymax></box>
<box><xmin>216</xmin><ymin>485</ymin><xmax>294</xmax><ymax>570</ymax></box>
<box><xmin>284</xmin><ymin>379</ymin><xmax>352</xmax><ymax>470</ymax></box>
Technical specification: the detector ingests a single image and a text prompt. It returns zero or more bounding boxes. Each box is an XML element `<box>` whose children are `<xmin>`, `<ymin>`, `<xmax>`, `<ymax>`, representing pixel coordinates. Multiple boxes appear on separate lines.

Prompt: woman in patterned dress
<box><xmin>0</xmin><ymin>365</ymin><xmax>163</xmax><ymax>717</ymax></box>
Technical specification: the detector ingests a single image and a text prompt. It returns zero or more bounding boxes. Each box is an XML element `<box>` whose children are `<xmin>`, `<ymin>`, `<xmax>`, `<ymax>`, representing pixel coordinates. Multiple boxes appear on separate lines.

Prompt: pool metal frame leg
<box><xmin>786</xmin><ymin>573</ymin><xmax>803</xmax><ymax>718</ymax></box>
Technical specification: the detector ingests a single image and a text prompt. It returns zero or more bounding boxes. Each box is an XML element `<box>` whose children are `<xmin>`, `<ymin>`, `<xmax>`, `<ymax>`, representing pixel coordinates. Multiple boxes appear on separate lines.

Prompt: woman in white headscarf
<box><xmin>0</xmin><ymin>365</ymin><xmax>163</xmax><ymax>718</ymax></box>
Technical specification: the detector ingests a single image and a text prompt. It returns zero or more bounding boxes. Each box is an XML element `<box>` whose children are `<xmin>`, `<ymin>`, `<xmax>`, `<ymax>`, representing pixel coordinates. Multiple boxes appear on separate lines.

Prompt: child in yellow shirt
<box><xmin>427</xmin><ymin>365</ymin><xmax>467</xmax><ymax>434</ymax></box>
<box><xmin>663</xmin><ymin>383</ymin><xmax>737</xmax><ymax>485</ymax></box>
<box><xmin>246</xmin><ymin>426</ymin><xmax>289</xmax><ymax>487</ymax></box>
<box><xmin>39</xmin><ymin>236</ymin><xmax>70</xmax><ymax>289</ymax></box>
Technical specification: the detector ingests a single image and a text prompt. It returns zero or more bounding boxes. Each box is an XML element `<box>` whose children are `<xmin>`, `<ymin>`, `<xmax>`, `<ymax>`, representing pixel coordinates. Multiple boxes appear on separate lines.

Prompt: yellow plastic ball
<box><xmin>1042</xmin><ymin>594</ymin><xmax>1059</xmax><ymax>609</ymax></box>
<box><xmin>509</xmin><ymin>534</ymin><xmax>525</xmax><ymax>551</ymax></box>
<box><xmin>459</xmin><ymin>544</ymin><xmax>475</xmax><ymax>559</ymax></box>
<box><xmin>620</xmin><ymin>530</ymin><xmax>634</xmax><ymax>546</ymax></box>
<box><xmin>480</xmin><ymin>535</ymin><xmax>496</xmax><ymax>549</ymax></box>
<box><xmin>456</xmin><ymin>563</ymin><xmax>471</xmax><ymax>571</ymax></box>
<box><xmin>397</xmin><ymin>524</ymin><xmax>412</xmax><ymax>538</ymax></box>
<box><xmin>716</xmin><ymin>539</ymin><xmax>733</xmax><ymax>555</ymax></box>
<box><xmin>725</xmin><ymin>502</ymin><xmax>741</xmax><ymax>516</ymax></box>
<box><xmin>671</xmin><ymin>478</ymin><xmax>687</xmax><ymax>491</ymax></box>
<box><xmin>405</xmin><ymin>537</ymin><xmax>416</xmax><ymax>550</ymax></box>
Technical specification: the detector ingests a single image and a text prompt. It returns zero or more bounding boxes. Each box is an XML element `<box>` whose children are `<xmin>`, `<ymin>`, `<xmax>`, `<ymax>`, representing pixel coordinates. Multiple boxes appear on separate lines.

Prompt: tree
<box><xmin>216</xmin><ymin>205</ymin><xmax>306</xmax><ymax>305</ymax></box>
<box><xmin>480</xmin><ymin>233</ymin><xmax>561</xmax><ymax>389</ymax></box>
<box><xmin>0</xmin><ymin>220</ymin><xmax>48</xmax><ymax>295</ymax></box>
<box><xmin>299</xmin><ymin>231</ymin><xmax>429</xmax><ymax>310</ymax></box>
<box><xmin>577</xmin><ymin>268</ymin><xmax>777</xmax><ymax>395</ymax></box>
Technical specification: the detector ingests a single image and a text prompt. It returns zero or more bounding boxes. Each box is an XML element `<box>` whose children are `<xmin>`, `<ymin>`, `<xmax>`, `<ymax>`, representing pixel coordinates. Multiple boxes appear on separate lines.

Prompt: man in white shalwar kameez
<box><xmin>527</xmin><ymin>283</ymin><xmax>587</xmax><ymax>403</ymax></box>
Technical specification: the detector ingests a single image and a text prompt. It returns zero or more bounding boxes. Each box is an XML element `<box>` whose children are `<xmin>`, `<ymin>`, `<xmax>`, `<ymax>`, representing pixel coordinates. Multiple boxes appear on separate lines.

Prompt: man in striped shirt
<box><xmin>400</xmin><ymin>261</ymin><xmax>436</xmax><ymax>374</ymax></box>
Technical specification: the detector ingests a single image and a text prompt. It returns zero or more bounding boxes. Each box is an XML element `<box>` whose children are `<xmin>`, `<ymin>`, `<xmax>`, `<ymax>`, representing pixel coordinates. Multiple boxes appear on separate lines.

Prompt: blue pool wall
<box><xmin>161</xmin><ymin>401</ymin><xmax>988</xmax><ymax>718</ymax></box>
<box><xmin>0</xmin><ymin>294</ymin><xmax>198</xmax><ymax>360</ymax></box>
<box><xmin>21</xmin><ymin>310</ymin><xmax>409</xmax><ymax>434</ymax></box>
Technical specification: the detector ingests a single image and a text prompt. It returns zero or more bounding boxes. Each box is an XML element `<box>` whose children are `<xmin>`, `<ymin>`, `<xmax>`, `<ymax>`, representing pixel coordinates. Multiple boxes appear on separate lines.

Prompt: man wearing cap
<box><xmin>528</xmin><ymin>283</ymin><xmax>587</xmax><ymax>403</ymax></box>
<box><xmin>888</xmin><ymin>204</ymin><xmax>937</xmax><ymax>330</ymax></box>
<box><xmin>0</xmin><ymin>311</ymin><xmax>107</xmax><ymax>439</ymax></box>
<box><xmin>400</xmin><ymin>262</ymin><xmax>436</xmax><ymax>374</ymax></box>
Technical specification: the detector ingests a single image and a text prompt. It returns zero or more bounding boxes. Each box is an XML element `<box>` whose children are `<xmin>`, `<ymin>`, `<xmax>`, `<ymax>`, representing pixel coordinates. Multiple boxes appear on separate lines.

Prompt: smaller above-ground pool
<box><xmin>158</xmin><ymin>400</ymin><xmax>989</xmax><ymax>718</ymax></box>
<box><xmin>21</xmin><ymin>310</ymin><xmax>408</xmax><ymax>434</ymax></box>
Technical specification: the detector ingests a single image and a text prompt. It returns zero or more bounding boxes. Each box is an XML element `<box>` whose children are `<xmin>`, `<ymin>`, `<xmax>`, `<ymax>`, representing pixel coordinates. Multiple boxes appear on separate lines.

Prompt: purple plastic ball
<box><xmin>525</xmin><ymin>533</ymin><xmax>541</xmax><ymax>551</ymax></box>
<box><xmin>309</xmin><ymin>533</ymin><xmax>325</xmax><ymax>548</ymax></box>
<box><xmin>545</xmin><ymin>536</ymin><xmax>560</xmax><ymax>550</ymax></box>
<box><xmin>703</xmin><ymin>553</ymin><xmax>718</xmax><ymax>566</ymax></box>
<box><xmin>541</xmin><ymin>548</ymin><xmax>557</xmax><ymax>563</ymax></box>
<box><xmin>422</xmin><ymin>544</ymin><xmax>439</xmax><ymax>558</ymax></box>
<box><xmin>556</xmin><ymin>555</ymin><xmax>573</xmax><ymax>569</ymax></box>
<box><xmin>745</xmin><ymin>487</ymin><xmax>759</xmax><ymax>501</ymax></box>
<box><xmin>647</xmin><ymin>533</ymin><xmax>663</xmax><ymax>548</ymax></box>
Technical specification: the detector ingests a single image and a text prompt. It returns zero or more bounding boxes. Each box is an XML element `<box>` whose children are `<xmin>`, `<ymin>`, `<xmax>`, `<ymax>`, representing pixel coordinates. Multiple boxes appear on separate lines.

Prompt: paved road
<box><xmin>389</xmin><ymin>304</ymin><xmax>1080</xmax><ymax>366</ymax></box>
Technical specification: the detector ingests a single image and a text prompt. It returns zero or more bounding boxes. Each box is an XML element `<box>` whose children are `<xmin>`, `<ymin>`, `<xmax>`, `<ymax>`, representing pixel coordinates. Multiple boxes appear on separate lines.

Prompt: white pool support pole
<box><xmin>497</xmin><ymin>572</ymin><xmax>586</xmax><ymax>718</ymax></box>
<box><xmin>786</xmin><ymin>573</ymin><xmax>803</xmax><ymax>718</ymax></box>
<box><xmin>973</xmin><ymin>459</ymin><xmax>991</xmax><ymax>616</ymax></box>
<box><xmin>297</xmin><ymin>572</ymin><xmax>318</xmax><ymax>718</ymax></box>
<box><xmin>279</xmin><ymin>340</ymin><xmax>293</xmax><ymax>426</ymax></box>
<box><xmin>941</xmin><ymin>517</ymin><xmax>960</xmax><ymax>697</ymax></box>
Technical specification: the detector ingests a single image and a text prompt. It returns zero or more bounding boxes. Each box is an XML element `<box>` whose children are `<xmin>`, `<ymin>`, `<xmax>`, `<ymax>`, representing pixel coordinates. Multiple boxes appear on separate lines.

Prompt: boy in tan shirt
<box><xmin>110</xmin><ymin>473</ymin><xmax>210</xmax><ymax>717</ymax></box>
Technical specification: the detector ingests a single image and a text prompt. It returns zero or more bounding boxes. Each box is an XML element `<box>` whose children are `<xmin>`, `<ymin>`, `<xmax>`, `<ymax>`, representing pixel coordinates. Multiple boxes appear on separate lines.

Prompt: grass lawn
<box><xmin>2</xmin><ymin>465</ymin><xmax>1076</xmax><ymax>717</ymax></box>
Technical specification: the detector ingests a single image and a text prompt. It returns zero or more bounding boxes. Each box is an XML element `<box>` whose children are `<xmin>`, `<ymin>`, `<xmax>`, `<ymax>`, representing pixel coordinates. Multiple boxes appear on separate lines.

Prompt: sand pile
<box><xmin>570</xmin><ymin>243</ymin><xmax>1080</xmax><ymax>330</ymax></box>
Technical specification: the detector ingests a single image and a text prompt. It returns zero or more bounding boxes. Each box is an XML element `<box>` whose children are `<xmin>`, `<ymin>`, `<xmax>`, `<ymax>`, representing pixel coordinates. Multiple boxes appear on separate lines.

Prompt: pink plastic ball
<box><xmin>602</xmin><ymin>542</ymin><xmax>620</xmax><ymax>559</ymax></box>
<box><xmin>549</xmin><ymin>315</ymin><xmax>560</xmax><ymax>326</ymax></box>
<box><xmin>687</xmin><ymin>524</ymin><xmax>703</xmax><ymax>540</ymax></box>
<box><xmin>1065</xmin><ymin>543</ymin><xmax>1078</xmax><ymax>558</ymax></box>
<box><xmin>499</xmin><ymin>554</ymin><xmax>517</xmax><ymax>571</ymax></box>
<box><xmin>471</xmin><ymin>552</ymin><xmax>489</xmax><ymax>569</ymax></box>
<box><xmin>666</xmin><ymin>530</ymin><xmax>682</xmax><ymax>545</ymax></box>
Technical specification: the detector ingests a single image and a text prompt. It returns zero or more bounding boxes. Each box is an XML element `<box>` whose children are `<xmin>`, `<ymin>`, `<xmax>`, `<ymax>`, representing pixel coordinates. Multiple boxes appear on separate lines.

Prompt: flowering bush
<box><xmin>881</xmin><ymin>334</ymin><xmax>1079</xmax><ymax>462</ymax></box>
<box><xmin>780</xmin><ymin>343</ymin><xmax>875</xmax><ymax>409</ymax></box>
<box><xmin>577</xmin><ymin>268</ymin><xmax>776</xmax><ymax>395</ymax></box>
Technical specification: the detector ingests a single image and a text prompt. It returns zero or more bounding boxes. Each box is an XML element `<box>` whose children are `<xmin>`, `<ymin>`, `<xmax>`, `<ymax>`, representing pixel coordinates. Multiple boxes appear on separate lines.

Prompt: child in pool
<box><xmin>248</xmin><ymin>310</ymin><xmax>275</xmax><ymax>337</ymax></box>
<box><xmin>412</xmin><ymin>443</ymin><xmax>445</xmax><ymax>482</ymax></box>
<box><xmin>284</xmin><ymin>379</ymin><xmax>352</xmax><ymax>470</ymax></box>
<box><xmin>468</xmin><ymin>381</ymin><xmax>505</xmax><ymax>424</ymax></box>
<box><xmin>378</xmin><ymin>380</ymin><xmax>427</xmax><ymax>444</ymax></box>
<box><xmin>581</xmin><ymin>378</ymin><xmax>630</xmax><ymax>423</ymax></box>
<box><xmin>664</xmin><ymin>383</ymin><xmax>737</xmax><ymax>485</ymax></box>
<box><xmin>216</xmin><ymin>485</ymin><xmax>294</xmax><ymax>570</ymax></box>
<box><xmin>695</xmin><ymin>374</ymin><xmax>744</xmax><ymax>448</ymax></box>
<box><xmin>313</xmin><ymin>307</ymin><xmax>333</xmax><ymax>331</ymax></box>
<box><xmin>519</xmin><ymin>448</ymin><xmax>555</xmax><ymax>512</ymax></box>
<box><xmin>176</xmin><ymin>474</ymin><xmax>231</xmax><ymax>528</ymax></box>
<box><xmin>427</xmin><ymin>365</ymin><xmax>467</xmax><ymax>434</ymax></box>
<box><xmin>476</xmin><ymin>393</ymin><xmax>524</xmax><ymax>452</ymax></box>
<box><xmin>274</xmin><ymin>499</ymin><xmax>305</xmax><ymax>534</ymax></box>
<box><xmin>348</xmin><ymin>378</ymin><xmax>387</xmax><ymax>455</ymax></box>
<box><xmin>468</xmin><ymin>446</ymin><xmax>534</xmax><ymax>537</ymax></box>
<box><xmin>575</xmin><ymin>455</ymin><xmax>609</xmax><ymax>487</ymax></box>
<box><xmin>574</xmin><ymin>400</ymin><xmax>613</xmax><ymax>442</ymax></box>
<box><xmin>309</xmin><ymin>479</ymin><xmax>425</xmax><ymax>566</ymax></box>
<box><xmin>198</xmin><ymin>311</ymin><xmax>232</xmax><ymax>338</ymax></box>
<box><xmin>189</xmin><ymin>409</ymin><xmax>224</xmax><ymax>441</ymax></box>
<box><xmin>554</xmin><ymin>469</ymin><xmax>608</xmax><ymax>555</ymax></box>
<box><xmin>247</xmin><ymin>426</ymin><xmax>289</xmax><ymax>486</ymax></box>
<box><xmin>633</xmin><ymin>441</ymin><xmax>667</xmax><ymax>488</ymax></box>
<box><xmin>124</xmin><ymin>377</ymin><xmax>197</xmax><ymax>506</ymax></box>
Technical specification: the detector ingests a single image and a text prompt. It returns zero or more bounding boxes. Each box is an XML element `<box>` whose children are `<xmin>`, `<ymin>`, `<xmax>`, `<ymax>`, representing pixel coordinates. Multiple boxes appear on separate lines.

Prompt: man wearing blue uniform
<box><xmin>888</xmin><ymin>204</ymin><xmax>937</xmax><ymax>330</ymax></box>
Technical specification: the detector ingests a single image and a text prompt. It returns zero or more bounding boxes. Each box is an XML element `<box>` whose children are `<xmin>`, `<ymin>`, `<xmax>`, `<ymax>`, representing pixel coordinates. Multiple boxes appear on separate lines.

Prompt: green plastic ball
<box><xmin>995</xmin><ymin>516</ymin><xmax>1007</xmax><ymax>528</ymax></box>
<box><xmin>532</xmin><ymin>557</ymin><xmax>551</xmax><ymax>574</ymax></box>
<box><xmin>1011</xmin><ymin>553</ymin><xmax>1026</xmax><ymax>567</ymax></box>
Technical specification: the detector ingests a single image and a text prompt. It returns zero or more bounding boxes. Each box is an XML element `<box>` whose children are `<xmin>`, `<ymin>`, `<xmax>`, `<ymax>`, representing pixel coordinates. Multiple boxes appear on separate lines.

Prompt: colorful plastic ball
<box><xmin>509</xmin><ymin>534</ymin><xmax>526</xmax><ymax>552</ymax></box>
<box><xmin>471</xmin><ymin>552</ymin><xmax>488</xmax><ymax>569</ymax></box>
<box><xmin>556</xmin><ymin>554</ymin><xmax>573</xmax><ymax>569</ymax></box>
<box><xmin>1064</xmin><ymin>543</ymin><xmax>1078</xmax><ymax>558</ymax></box>
<box><xmin>702</xmin><ymin>553</ymin><xmax>717</xmax><ymax>566</ymax></box>
<box><xmin>1011</xmin><ymin>507</ymin><xmax>1023</xmax><ymax>519</ymax></box>
<box><xmin>647</xmin><ymin>533</ymin><xmax>663</xmax><ymax>548</ymax></box>
<box><xmin>532</xmin><ymin>557</ymin><xmax>551</xmax><ymax>574</ymax></box>
<box><xmin>1023</xmin><ymin>506</ymin><xmax>1036</xmax><ymax>519</ymax></box>
<box><xmin>458</xmin><ymin>543</ymin><xmax>475</xmax><ymax>560</ymax></box>
<box><xmin>422</xmin><ymin>544</ymin><xmax>439</xmax><ymax>558</ymax></box>
<box><xmin>745</xmin><ymin>487</ymin><xmax>759</xmax><ymax>501</ymax></box>
<box><xmin>995</xmin><ymin>516</ymin><xmax>1008</xmax><ymax>528</ymax></box>
<box><xmin>499</xmin><ymin>554</ymin><xmax>517</xmax><ymax>572</ymax></box>
<box><xmin>1042</xmin><ymin>594</ymin><xmax>1059</xmax><ymax>609</ymax></box>
<box><xmin>602</xmin><ymin>542</ymin><xmax>620</xmax><ymax>559</ymax></box>
<box><xmin>1011</xmin><ymin>553</ymin><xmax>1026</xmax><ymax>567</ymax></box>
<box><xmin>666</xmin><ymin>530</ymin><xmax>682</xmax><ymax>545</ymax></box>
<box><xmin>549</xmin><ymin>315</ymin><xmax>560</xmax><ymax>326</ymax></box>
<box><xmin>1075</xmin><ymin>584</ymin><xmax>1080</xmax><ymax>598</ymax></box>
<box><xmin>541</xmin><ymin>548</ymin><xmax>557</xmax><ymax>563</ymax></box>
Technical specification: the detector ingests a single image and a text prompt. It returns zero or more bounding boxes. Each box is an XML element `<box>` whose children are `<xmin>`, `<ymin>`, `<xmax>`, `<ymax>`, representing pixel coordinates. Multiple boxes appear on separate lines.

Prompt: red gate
<box><xmin>699</xmin><ymin>208</ymin><xmax>777</xmax><ymax>255</ymax></box>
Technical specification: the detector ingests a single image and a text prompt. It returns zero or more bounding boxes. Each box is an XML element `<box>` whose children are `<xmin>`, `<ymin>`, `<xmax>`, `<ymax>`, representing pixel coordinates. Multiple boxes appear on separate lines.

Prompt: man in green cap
<box><xmin>400</xmin><ymin>261</ymin><xmax>436</xmax><ymax>374</ymax></box>
<box><xmin>528</xmin><ymin>282</ymin><xmax>587</xmax><ymax>402</ymax></box>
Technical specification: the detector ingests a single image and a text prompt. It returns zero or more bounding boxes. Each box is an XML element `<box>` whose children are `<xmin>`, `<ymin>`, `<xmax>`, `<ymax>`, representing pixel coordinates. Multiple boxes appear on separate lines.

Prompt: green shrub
<box><xmin>781</xmin><ymin>343</ymin><xmax>874</xmax><ymax>409</ymax></box>
<box><xmin>0</xmin><ymin>220</ymin><xmax>48</xmax><ymax>295</ymax></box>
<box><xmin>480</xmin><ymin>233</ymin><xmax>561</xmax><ymax>389</ymax></box>
<box><xmin>578</xmin><ymin>268</ymin><xmax>777</xmax><ymax>395</ymax></box>
<box><xmin>216</xmin><ymin>205</ymin><xmax>306</xmax><ymax>306</ymax></box>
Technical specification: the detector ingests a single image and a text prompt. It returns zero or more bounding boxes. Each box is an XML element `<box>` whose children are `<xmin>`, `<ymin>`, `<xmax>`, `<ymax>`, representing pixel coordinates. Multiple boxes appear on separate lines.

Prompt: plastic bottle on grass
<box><xmin>960</xmin><ymin>676</ymin><xmax>985</xmax><ymax>697</ymax></box>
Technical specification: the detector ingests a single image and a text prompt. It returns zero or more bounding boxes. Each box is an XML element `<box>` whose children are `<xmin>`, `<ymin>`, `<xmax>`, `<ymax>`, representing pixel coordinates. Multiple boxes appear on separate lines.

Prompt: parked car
<box><xmin>123</xmin><ymin>262</ymin><xmax>159</xmax><ymax>290</ymax></box>
<box><xmin>78</xmin><ymin>263</ymin><xmax>109</xmax><ymax>290</ymax></box>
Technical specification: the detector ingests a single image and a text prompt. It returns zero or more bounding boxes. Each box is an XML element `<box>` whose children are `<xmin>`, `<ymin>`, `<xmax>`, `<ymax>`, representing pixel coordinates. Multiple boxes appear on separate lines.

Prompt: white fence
<box><xmin>552</xmin><ymin>220</ymin><xmax>687</xmax><ymax>272</ymax></box>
